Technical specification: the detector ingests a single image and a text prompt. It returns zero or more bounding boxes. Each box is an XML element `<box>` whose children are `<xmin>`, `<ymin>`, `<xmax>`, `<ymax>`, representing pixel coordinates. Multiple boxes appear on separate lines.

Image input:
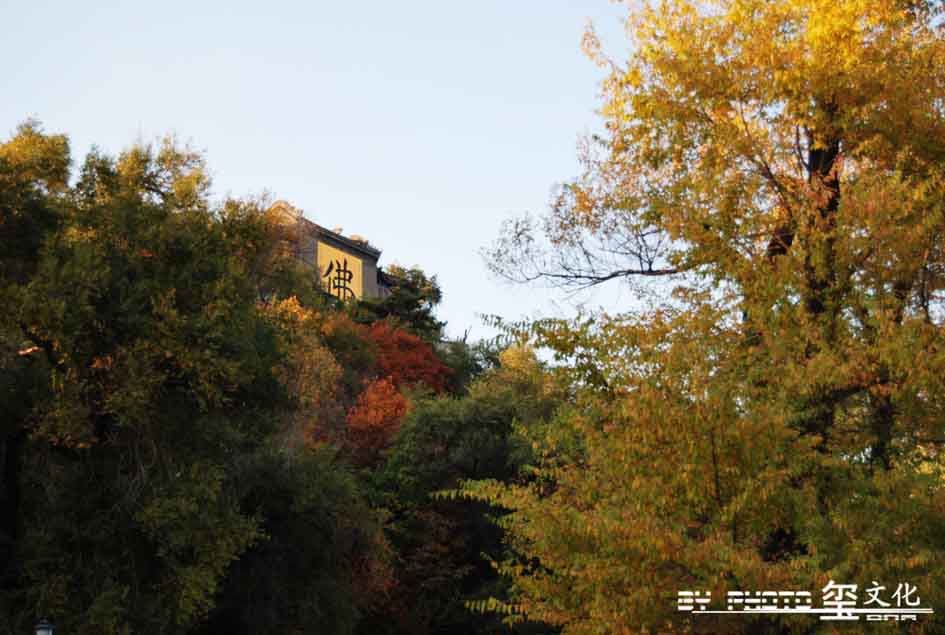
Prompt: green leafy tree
<box><xmin>366</xmin><ymin>346</ymin><xmax>562</xmax><ymax>635</ymax></box>
<box><xmin>1</xmin><ymin>122</ymin><xmax>73</xmax><ymax>635</ymax></box>
<box><xmin>201</xmin><ymin>447</ymin><xmax>392</xmax><ymax>634</ymax></box>
<box><xmin>0</xmin><ymin>126</ymin><xmax>384</xmax><ymax>635</ymax></box>
<box><xmin>352</xmin><ymin>265</ymin><xmax>445</xmax><ymax>342</ymax></box>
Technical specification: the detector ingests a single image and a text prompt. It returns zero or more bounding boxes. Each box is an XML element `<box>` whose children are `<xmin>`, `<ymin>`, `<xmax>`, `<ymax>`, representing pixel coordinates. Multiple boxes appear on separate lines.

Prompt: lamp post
<box><xmin>35</xmin><ymin>619</ymin><xmax>55</xmax><ymax>635</ymax></box>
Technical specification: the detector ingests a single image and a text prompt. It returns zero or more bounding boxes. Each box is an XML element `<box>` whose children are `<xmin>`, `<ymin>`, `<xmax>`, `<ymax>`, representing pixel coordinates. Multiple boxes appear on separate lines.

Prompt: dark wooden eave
<box><xmin>297</xmin><ymin>216</ymin><xmax>382</xmax><ymax>260</ymax></box>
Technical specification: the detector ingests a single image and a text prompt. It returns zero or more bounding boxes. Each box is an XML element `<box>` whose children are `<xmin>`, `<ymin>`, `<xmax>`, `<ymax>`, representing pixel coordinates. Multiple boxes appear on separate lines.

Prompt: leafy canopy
<box><xmin>0</xmin><ymin>125</ymin><xmax>387</xmax><ymax>635</ymax></box>
<box><xmin>472</xmin><ymin>1</ymin><xmax>945</xmax><ymax>634</ymax></box>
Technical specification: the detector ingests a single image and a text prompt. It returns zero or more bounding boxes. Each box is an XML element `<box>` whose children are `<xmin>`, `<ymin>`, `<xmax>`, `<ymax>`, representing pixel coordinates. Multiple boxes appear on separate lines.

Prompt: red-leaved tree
<box><xmin>344</xmin><ymin>377</ymin><xmax>410</xmax><ymax>467</ymax></box>
<box><xmin>362</xmin><ymin>321</ymin><xmax>452</xmax><ymax>393</ymax></box>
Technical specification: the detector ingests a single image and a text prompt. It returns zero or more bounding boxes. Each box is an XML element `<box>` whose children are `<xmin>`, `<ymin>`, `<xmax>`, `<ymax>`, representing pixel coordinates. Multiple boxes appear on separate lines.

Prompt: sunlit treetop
<box><xmin>491</xmin><ymin>0</ymin><xmax>945</xmax><ymax>300</ymax></box>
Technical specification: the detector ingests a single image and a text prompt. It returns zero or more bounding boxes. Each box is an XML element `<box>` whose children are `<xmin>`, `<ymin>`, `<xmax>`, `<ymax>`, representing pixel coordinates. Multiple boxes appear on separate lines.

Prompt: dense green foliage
<box><xmin>0</xmin><ymin>122</ymin><xmax>559</xmax><ymax>634</ymax></box>
<box><xmin>365</xmin><ymin>346</ymin><xmax>563</xmax><ymax>635</ymax></box>
<box><xmin>350</xmin><ymin>265</ymin><xmax>445</xmax><ymax>342</ymax></box>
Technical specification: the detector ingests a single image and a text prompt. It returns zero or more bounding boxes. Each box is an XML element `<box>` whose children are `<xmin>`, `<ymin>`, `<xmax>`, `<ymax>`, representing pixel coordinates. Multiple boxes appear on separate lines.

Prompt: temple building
<box><xmin>267</xmin><ymin>200</ymin><xmax>392</xmax><ymax>301</ymax></box>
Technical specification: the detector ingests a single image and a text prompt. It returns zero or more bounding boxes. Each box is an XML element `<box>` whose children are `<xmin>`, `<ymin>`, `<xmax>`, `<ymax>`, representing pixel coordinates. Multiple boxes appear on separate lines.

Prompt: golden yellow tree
<box><xmin>472</xmin><ymin>1</ymin><xmax>945</xmax><ymax>633</ymax></box>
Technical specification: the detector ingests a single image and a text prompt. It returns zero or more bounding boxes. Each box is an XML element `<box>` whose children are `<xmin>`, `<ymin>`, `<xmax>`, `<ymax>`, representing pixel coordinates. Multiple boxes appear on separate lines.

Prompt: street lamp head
<box><xmin>35</xmin><ymin>618</ymin><xmax>55</xmax><ymax>635</ymax></box>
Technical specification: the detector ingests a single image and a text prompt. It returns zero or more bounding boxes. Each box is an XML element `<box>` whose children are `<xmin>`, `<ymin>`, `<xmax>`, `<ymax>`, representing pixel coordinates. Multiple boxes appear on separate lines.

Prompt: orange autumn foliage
<box><xmin>345</xmin><ymin>376</ymin><xmax>410</xmax><ymax>467</ymax></box>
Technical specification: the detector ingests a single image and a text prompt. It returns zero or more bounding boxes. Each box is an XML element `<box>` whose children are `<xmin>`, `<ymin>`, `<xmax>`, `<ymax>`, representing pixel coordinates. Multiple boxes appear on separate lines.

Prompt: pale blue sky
<box><xmin>3</xmin><ymin>0</ymin><xmax>634</xmax><ymax>340</ymax></box>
